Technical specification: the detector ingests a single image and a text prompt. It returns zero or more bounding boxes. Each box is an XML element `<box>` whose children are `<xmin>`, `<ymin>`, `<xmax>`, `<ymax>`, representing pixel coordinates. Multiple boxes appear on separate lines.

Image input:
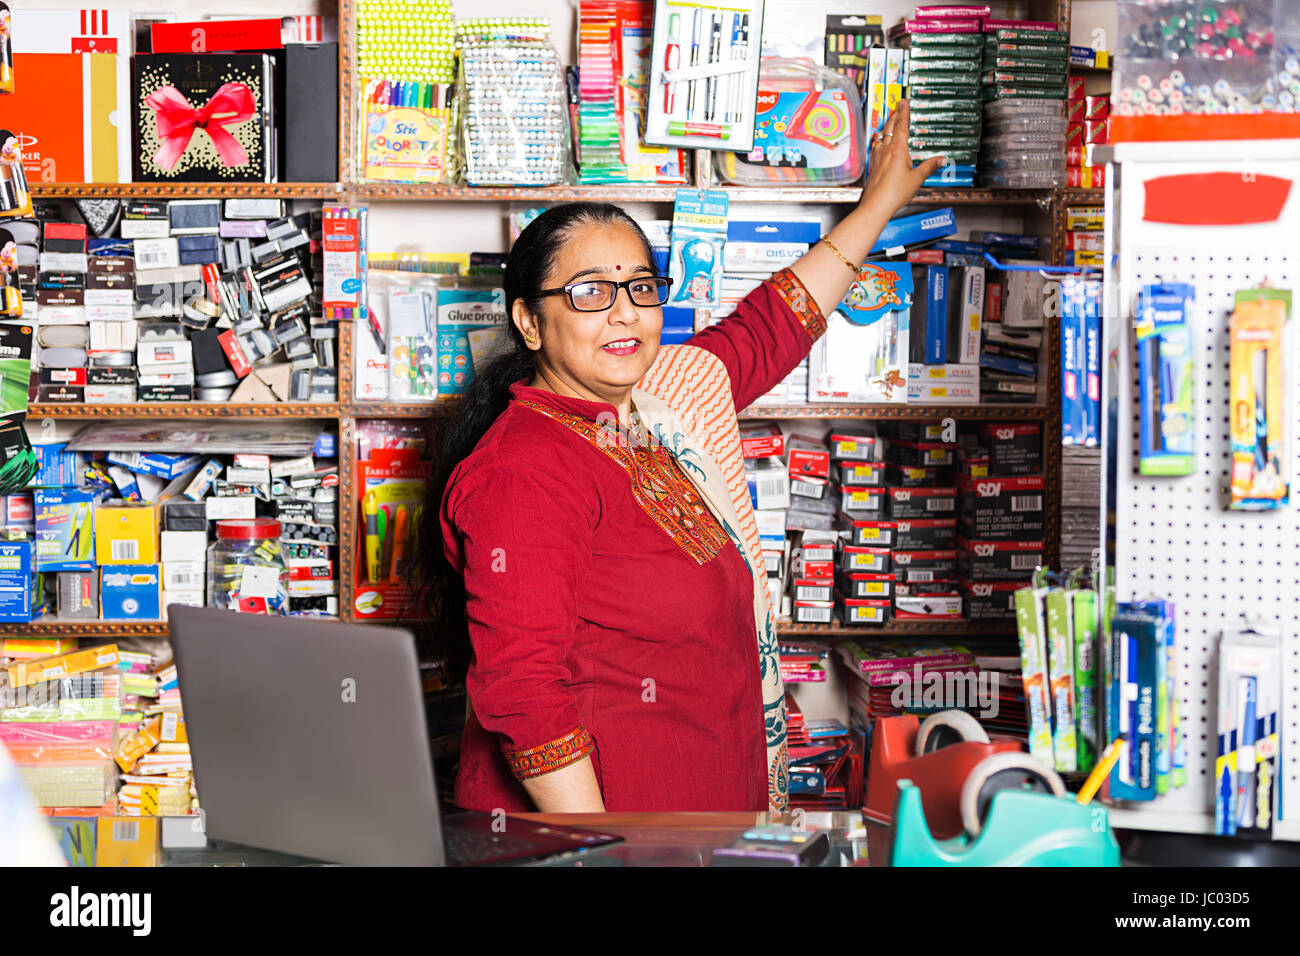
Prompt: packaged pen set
<box><xmin>1229</xmin><ymin>288</ymin><xmax>1291</xmax><ymax>510</ymax></box>
<box><xmin>645</xmin><ymin>0</ymin><xmax>765</xmax><ymax>151</ymax></box>
<box><xmin>1014</xmin><ymin>569</ymin><xmax>1103</xmax><ymax>775</ymax></box>
<box><xmin>1216</xmin><ymin>627</ymin><xmax>1282</xmax><ymax>837</ymax></box>
<box><xmin>1107</xmin><ymin>601</ymin><xmax>1187</xmax><ymax>802</ymax></box>
<box><xmin>1135</xmin><ymin>282</ymin><xmax>1195</xmax><ymax>474</ymax></box>
<box><xmin>358</xmin><ymin>77</ymin><xmax>457</xmax><ymax>185</ymax></box>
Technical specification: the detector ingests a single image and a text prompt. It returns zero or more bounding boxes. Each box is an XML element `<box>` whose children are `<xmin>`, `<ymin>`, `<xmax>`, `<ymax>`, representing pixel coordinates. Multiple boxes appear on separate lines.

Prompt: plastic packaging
<box><xmin>207</xmin><ymin>518</ymin><xmax>289</xmax><ymax>615</ymax></box>
<box><xmin>456</xmin><ymin>19</ymin><xmax>571</xmax><ymax>186</ymax></box>
<box><xmin>0</xmin><ymin>720</ymin><xmax>117</xmax><ymax>763</ymax></box>
<box><xmin>716</xmin><ymin>58</ymin><xmax>865</xmax><ymax>185</ymax></box>
<box><xmin>1115</xmin><ymin>0</ymin><xmax>1293</xmax><ymax>117</ymax></box>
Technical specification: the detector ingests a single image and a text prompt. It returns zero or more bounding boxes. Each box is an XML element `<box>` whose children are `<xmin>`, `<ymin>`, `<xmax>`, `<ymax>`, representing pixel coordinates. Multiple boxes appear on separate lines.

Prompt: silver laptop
<box><xmin>168</xmin><ymin>606</ymin><xmax>622</xmax><ymax>866</ymax></box>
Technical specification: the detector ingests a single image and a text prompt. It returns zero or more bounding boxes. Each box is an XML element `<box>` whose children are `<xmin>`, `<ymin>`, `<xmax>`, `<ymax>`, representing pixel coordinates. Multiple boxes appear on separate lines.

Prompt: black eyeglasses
<box><xmin>538</xmin><ymin>275</ymin><xmax>673</xmax><ymax>312</ymax></box>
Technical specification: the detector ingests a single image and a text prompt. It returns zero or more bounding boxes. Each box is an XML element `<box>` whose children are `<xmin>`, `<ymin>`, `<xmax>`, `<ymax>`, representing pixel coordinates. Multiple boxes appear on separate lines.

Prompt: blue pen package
<box><xmin>1108</xmin><ymin>604</ymin><xmax>1159</xmax><ymax>801</ymax></box>
<box><xmin>870</xmin><ymin>207</ymin><xmax>957</xmax><ymax>255</ymax></box>
<box><xmin>1083</xmin><ymin>278</ymin><xmax>1101</xmax><ymax>445</ymax></box>
<box><xmin>1060</xmin><ymin>275</ymin><xmax>1085</xmax><ymax>445</ymax></box>
<box><xmin>669</xmin><ymin>189</ymin><xmax>729</xmax><ymax>309</ymax></box>
<box><xmin>1135</xmin><ymin>283</ymin><xmax>1195</xmax><ymax>476</ymax></box>
<box><xmin>1216</xmin><ymin>629</ymin><xmax>1281</xmax><ymax>837</ymax></box>
<box><xmin>1133</xmin><ymin>599</ymin><xmax>1174</xmax><ymax>794</ymax></box>
<box><xmin>34</xmin><ymin>489</ymin><xmax>98</xmax><ymax>572</ymax></box>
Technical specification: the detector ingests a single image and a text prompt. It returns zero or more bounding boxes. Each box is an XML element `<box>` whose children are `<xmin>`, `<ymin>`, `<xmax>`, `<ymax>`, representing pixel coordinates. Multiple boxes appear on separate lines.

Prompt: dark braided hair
<box><xmin>410</xmin><ymin>202</ymin><xmax>655</xmax><ymax>678</ymax></box>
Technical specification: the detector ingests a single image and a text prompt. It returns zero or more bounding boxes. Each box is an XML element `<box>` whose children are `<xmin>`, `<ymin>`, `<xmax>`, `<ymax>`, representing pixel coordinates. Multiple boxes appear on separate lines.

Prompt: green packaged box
<box><xmin>907</xmin><ymin>68</ymin><xmax>980</xmax><ymax>87</ymax></box>
<box><xmin>906</xmin><ymin>44</ymin><xmax>984</xmax><ymax>60</ymax></box>
<box><xmin>982</xmin><ymin>85</ymin><xmax>1068</xmax><ymax>100</ymax></box>
<box><xmin>989</xmin><ymin>56</ymin><xmax>1070</xmax><ymax>72</ymax></box>
<box><xmin>994</xmin><ymin>28</ymin><xmax>1069</xmax><ymax>44</ymax></box>
<box><xmin>986</xmin><ymin>41</ymin><xmax>1069</xmax><ymax>59</ymax></box>
<box><xmin>982</xmin><ymin>70</ymin><xmax>1069</xmax><ymax>86</ymax></box>
<box><xmin>908</xmin><ymin>135</ymin><xmax>981</xmax><ymax>151</ymax></box>
<box><xmin>910</xmin><ymin>148</ymin><xmax>977</xmax><ymax>163</ymax></box>
<box><xmin>908</xmin><ymin>85</ymin><xmax>982</xmax><ymax>100</ymax></box>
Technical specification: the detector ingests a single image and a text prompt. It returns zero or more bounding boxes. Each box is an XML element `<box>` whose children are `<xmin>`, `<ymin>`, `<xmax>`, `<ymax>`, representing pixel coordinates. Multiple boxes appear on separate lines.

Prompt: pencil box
<box><xmin>717</xmin><ymin>59</ymin><xmax>864</xmax><ymax>186</ymax></box>
<box><xmin>1108</xmin><ymin>605</ymin><xmax>1159</xmax><ymax>801</ymax></box>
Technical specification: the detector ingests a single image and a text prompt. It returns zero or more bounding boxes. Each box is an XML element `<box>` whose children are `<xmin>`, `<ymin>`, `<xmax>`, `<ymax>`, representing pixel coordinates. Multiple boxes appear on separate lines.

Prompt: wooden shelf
<box><xmin>777</xmin><ymin>620</ymin><xmax>1016</xmax><ymax>637</ymax></box>
<box><xmin>351</xmin><ymin>182</ymin><xmax>1050</xmax><ymax>205</ymax></box>
<box><xmin>30</xmin><ymin>183</ymin><xmax>343</xmax><ymax>199</ymax></box>
<box><xmin>28</xmin><ymin>403</ymin><xmax>343</xmax><ymax>419</ymax></box>
<box><xmin>0</xmin><ymin>620</ymin><xmax>170</xmax><ymax>637</ymax></box>
<box><xmin>348</xmin><ymin>401</ymin><xmax>460</xmax><ymax>418</ymax></box>
<box><xmin>1062</xmin><ymin>187</ymin><xmax>1104</xmax><ymax>202</ymax></box>
<box><xmin>740</xmin><ymin>403</ymin><xmax>1048</xmax><ymax>420</ymax></box>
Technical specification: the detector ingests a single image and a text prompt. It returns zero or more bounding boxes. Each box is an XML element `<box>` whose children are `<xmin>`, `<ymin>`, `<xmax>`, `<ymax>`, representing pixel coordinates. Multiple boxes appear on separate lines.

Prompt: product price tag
<box><xmin>239</xmin><ymin>565</ymin><xmax>280</xmax><ymax>600</ymax></box>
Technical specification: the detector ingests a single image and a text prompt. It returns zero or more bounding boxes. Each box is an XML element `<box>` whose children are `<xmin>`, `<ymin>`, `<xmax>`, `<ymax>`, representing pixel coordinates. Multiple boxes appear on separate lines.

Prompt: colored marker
<box><xmin>664</xmin><ymin>13</ymin><xmax>681</xmax><ymax>113</ymax></box>
<box><xmin>389</xmin><ymin>506</ymin><xmax>408</xmax><ymax>584</ymax></box>
<box><xmin>363</xmin><ymin>492</ymin><xmax>381</xmax><ymax>582</ymax></box>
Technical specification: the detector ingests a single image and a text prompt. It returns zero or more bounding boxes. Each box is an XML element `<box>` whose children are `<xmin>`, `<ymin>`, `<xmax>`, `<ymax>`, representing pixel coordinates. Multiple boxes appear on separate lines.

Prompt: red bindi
<box><xmin>615</xmin><ymin>265</ymin><xmax>621</xmax><ymax>271</ymax></box>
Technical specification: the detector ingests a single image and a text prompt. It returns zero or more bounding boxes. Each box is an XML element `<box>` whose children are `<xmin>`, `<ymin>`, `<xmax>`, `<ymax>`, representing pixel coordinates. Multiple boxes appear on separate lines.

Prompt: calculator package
<box><xmin>645</xmin><ymin>0</ymin><xmax>766</xmax><ymax>151</ymax></box>
<box><xmin>455</xmin><ymin>18</ymin><xmax>572</xmax><ymax>186</ymax></box>
<box><xmin>716</xmin><ymin>58</ymin><xmax>865</xmax><ymax>186</ymax></box>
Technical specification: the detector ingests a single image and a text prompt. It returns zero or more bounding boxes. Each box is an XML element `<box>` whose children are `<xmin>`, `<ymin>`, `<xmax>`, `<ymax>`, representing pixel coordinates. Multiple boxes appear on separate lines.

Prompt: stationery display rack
<box><xmin>7</xmin><ymin>0</ymin><xmax>1092</xmax><ymax>639</ymax></box>
<box><xmin>1099</xmin><ymin>139</ymin><xmax>1300</xmax><ymax>841</ymax></box>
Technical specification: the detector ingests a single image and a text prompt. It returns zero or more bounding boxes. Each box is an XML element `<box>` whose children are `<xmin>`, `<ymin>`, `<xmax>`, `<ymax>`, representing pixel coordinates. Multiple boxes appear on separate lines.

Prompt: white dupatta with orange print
<box><xmin>631</xmin><ymin>345</ymin><xmax>789</xmax><ymax>811</ymax></box>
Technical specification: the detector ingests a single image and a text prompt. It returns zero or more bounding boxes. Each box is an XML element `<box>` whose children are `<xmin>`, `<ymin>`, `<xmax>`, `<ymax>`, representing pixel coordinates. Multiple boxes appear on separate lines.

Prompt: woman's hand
<box><xmin>861</xmin><ymin>99</ymin><xmax>948</xmax><ymax>217</ymax></box>
<box><xmin>786</xmin><ymin>100</ymin><xmax>949</xmax><ymax>317</ymax></box>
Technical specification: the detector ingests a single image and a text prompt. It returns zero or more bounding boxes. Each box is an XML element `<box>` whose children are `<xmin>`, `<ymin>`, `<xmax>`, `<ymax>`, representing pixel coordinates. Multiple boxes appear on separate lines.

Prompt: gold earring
<box><xmin>523</xmin><ymin>333</ymin><xmax>538</xmax><ymax>344</ymax></box>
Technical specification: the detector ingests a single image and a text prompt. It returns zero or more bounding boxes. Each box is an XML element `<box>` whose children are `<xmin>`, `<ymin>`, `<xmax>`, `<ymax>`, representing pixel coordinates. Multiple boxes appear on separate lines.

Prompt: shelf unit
<box><xmin>10</xmin><ymin>0</ymin><xmax>1087</xmax><ymax>639</ymax></box>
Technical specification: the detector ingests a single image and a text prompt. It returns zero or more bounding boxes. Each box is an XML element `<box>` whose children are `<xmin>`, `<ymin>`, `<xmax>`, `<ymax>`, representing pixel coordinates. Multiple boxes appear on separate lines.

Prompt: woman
<box><xmin>418</xmin><ymin>103</ymin><xmax>943</xmax><ymax>813</ymax></box>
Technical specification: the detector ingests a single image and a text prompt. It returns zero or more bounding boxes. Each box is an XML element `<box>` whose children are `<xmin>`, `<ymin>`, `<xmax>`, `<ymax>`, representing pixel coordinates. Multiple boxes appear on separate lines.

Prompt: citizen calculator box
<box><xmin>99</xmin><ymin>565</ymin><xmax>162</xmax><ymax>620</ymax></box>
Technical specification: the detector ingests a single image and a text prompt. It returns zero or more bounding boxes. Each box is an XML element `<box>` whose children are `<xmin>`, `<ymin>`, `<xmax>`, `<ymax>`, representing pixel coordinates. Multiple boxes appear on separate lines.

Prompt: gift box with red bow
<box><xmin>133</xmin><ymin>54</ymin><xmax>275</xmax><ymax>182</ymax></box>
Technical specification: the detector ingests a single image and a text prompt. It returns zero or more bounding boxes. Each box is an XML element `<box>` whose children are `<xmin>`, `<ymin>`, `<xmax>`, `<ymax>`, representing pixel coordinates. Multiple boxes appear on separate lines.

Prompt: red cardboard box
<box><xmin>740</xmin><ymin>423</ymin><xmax>784</xmax><ymax>459</ymax></box>
<box><xmin>1067</xmin><ymin>75</ymin><xmax>1085</xmax><ymax>100</ymax></box>
<box><xmin>1083</xmin><ymin>118</ymin><xmax>1109</xmax><ymax>143</ymax></box>
<box><xmin>1084</xmin><ymin>95</ymin><xmax>1110</xmax><ymax>120</ymax></box>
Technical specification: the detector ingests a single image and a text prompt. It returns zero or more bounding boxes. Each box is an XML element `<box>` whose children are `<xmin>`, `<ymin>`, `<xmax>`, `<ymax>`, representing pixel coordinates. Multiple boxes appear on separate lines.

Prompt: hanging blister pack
<box><xmin>1216</xmin><ymin>627</ymin><xmax>1281</xmax><ymax>837</ymax></box>
<box><xmin>1136</xmin><ymin>283</ymin><xmax>1196</xmax><ymax>476</ymax></box>
<box><xmin>668</xmin><ymin>188</ymin><xmax>729</xmax><ymax>309</ymax></box>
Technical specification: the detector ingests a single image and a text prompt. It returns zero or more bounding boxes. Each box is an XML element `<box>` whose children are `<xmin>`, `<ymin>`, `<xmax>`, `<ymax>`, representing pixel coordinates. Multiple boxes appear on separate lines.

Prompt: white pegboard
<box><xmin>1102</xmin><ymin>144</ymin><xmax>1300</xmax><ymax>840</ymax></box>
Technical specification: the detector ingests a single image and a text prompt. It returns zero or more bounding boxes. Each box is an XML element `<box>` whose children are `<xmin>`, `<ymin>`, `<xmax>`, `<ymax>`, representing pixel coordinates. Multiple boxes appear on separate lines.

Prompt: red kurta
<box><xmin>441</xmin><ymin>269</ymin><xmax>826</xmax><ymax>812</ymax></box>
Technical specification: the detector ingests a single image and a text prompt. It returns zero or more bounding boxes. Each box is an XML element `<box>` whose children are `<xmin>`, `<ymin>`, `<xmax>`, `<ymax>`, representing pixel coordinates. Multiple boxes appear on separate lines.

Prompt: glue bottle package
<box><xmin>716</xmin><ymin>58</ymin><xmax>865</xmax><ymax>186</ymax></box>
<box><xmin>456</xmin><ymin>18</ymin><xmax>572</xmax><ymax>186</ymax></box>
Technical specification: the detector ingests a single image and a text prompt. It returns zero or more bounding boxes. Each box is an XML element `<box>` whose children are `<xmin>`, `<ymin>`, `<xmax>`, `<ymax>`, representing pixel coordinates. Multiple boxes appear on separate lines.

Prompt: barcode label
<box><xmin>908</xmin><ymin>570</ymin><xmax>937</xmax><ymax>582</ymax></box>
<box><xmin>1011</xmin><ymin>495</ymin><xmax>1042</xmax><ymax>512</ymax></box>
<box><xmin>801</xmin><ymin>607</ymin><xmax>832</xmax><ymax>623</ymax></box>
<box><xmin>924</xmin><ymin>452</ymin><xmax>951</xmax><ymax>465</ymax></box>
<box><xmin>861</xmin><ymin>582</ymin><xmax>889</xmax><ymax>595</ymax></box>
<box><xmin>113</xmin><ymin>820</ymin><xmax>139</xmax><ymax>842</ymax></box>
<box><xmin>111</xmin><ymin>540</ymin><xmax>139</xmax><ymax>561</ymax></box>
<box><xmin>136</xmin><ymin>249</ymin><xmax>168</xmax><ymax>268</ymax></box>
<box><xmin>763</xmin><ymin>554</ymin><xmax>781</xmax><ymax>573</ymax></box>
<box><xmin>169</xmin><ymin>571</ymin><xmax>201</xmax><ymax>588</ymax></box>
<box><xmin>852</xmin><ymin>606</ymin><xmax>883</xmax><ymax>622</ymax></box>
<box><xmin>925</xmin><ymin>498</ymin><xmax>954</xmax><ymax>511</ymax></box>
<box><xmin>758</xmin><ymin>478</ymin><xmax>786</xmax><ymax>501</ymax></box>
<box><xmin>848</xmin><ymin>492</ymin><xmax>877</xmax><ymax>507</ymax></box>
<box><xmin>1008</xmin><ymin>594</ymin><xmax>1018</xmax><ymax>610</ymax></box>
<box><xmin>848</xmin><ymin>555</ymin><xmax>873</xmax><ymax>569</ymax></box>
<box><xmin>796</xmin><ymin>586</ymin><xmax>827</xmax><ymax>600</ymax></box>
<box><xmin>161</xmin><ymin>712</ymin><xmax>179</xmax><ymax>742</ymax></box>
<box><xmin>791</xmin><ymin>482</ymin><xmax>821</xmax><ymax>498</ymax></box>
<box><xmin>1011</xmin><ymin>554</ymin><xmax>1041</xmax><ymax>569</ymax></box>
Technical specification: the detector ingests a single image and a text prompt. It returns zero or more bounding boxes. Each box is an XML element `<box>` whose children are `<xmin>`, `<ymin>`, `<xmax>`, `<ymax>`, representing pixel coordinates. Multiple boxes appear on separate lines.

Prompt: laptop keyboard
<box><xmin>444</xmin><ymin>829</ymin><xmax>541</xmax><ymax>865</ymax></box>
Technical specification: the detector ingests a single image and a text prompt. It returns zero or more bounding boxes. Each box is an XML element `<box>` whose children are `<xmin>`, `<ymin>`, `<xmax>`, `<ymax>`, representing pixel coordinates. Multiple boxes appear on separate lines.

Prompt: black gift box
<box><xmin>134</xmin><ymin>53</ymin><xmax>275</xmax><ymax>182</ymax></box>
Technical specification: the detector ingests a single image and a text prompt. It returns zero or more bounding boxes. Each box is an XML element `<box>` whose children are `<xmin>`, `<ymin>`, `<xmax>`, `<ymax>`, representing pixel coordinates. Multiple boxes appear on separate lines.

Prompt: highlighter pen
<box><xmin>664</xmin><ymin>13</ymin><xmax>681</xmax><ymax>114</ymax></box>
<box><xmin>389</xmin><ymin>506</ymin><xmax>408</xmax><ymax>584</ymax></box>
<box><xmin>687</xmin><ymin>6</ymin><xmax>703</xmax><ymax>118</ymax></box>
<box><xmin>377</xmin><ymin>504</ymin><xmax>390</xmax><ymax>583</ymax></box>
<box><xmin>1076</xmin><ymin>737</ymin><xmax>1124</xmax><ymax>804</ymax></box>
<box><xmin>705</xmin><ymin>13</ymin><xmax>722</xmax><ymax>123</ymax></box>
<box><xmin>363</xmin><ymin>491</ymin><xmax>381</xmax><ymax>583</ymax></box>
<box><xmin>1236</xmin><ymin>676</ymin><xmax>1257</xmax><ymax>828</ymax></box>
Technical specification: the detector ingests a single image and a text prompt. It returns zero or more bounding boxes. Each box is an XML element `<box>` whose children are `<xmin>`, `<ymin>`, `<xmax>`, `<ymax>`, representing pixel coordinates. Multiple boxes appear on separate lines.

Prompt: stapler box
<box><xmin>100</xmin><ymin>566</ymin><xmax>162</xmax><ymax>620</ymax></box>
<box><xmin>94</xmin><ymin>504</ymin><xmax>158</xmax><ymax>565</ymax></box>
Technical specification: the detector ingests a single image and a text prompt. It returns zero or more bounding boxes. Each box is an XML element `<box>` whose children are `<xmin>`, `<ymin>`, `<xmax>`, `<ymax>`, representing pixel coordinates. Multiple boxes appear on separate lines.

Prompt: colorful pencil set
<box><xmin>360</xmin><ymin>76</ymin><xmax>454</xmax><ymax>184</ymax></box>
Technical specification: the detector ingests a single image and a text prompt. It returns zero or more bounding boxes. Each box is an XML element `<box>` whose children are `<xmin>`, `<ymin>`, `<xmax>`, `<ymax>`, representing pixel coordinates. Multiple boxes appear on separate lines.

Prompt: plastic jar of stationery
<box><xmin>208</xmin><ymin>519</ymin><xmax>289</xmax><ymax>615</ymax></box>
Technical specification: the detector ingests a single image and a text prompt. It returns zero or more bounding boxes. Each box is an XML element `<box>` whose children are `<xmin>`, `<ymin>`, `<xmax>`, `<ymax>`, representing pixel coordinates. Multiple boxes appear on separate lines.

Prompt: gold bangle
<box><xmin>820</xmin><ymin>237</ymin><xmax>858</xmax><ymax>273</ymax></box>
